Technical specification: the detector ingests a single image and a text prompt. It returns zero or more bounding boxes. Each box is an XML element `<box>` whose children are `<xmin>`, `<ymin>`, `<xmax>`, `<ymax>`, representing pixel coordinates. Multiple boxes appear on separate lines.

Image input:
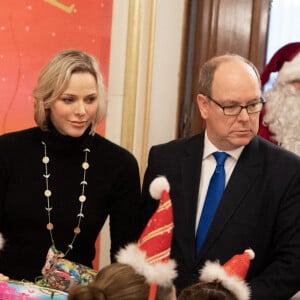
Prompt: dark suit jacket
<box><xmin>142</xmin><ymin>133</ymin><xmax>300</xmax><ymax>300</ymax></box>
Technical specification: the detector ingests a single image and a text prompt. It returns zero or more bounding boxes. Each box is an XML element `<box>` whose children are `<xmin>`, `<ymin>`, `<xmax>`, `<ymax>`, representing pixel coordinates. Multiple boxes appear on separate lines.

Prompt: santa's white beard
<box><xmin>263</xmin><ymin>83</ymin><xmax>300</xmax><ymax>156</ymax></box>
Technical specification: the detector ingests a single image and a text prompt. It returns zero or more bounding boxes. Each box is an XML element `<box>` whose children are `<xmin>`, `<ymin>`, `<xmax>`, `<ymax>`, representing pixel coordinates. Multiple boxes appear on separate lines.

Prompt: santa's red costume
<box><xmin>258</xmin><ymin>42</ymin><xmax>300</xmax><ymax>155</ymax></box>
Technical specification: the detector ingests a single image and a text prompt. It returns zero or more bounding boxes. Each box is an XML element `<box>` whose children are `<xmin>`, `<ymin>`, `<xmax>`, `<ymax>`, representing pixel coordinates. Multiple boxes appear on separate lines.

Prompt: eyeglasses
<box><xmin>206</xmin><ymin>95</ymin><xmax>265</xmax><ymax>116</ymax></box>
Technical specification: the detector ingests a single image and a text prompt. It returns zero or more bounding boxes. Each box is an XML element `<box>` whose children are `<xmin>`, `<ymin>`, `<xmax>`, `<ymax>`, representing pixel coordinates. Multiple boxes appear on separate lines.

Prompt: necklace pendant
<box><xmin>82</xmin><ymin>162</ymin><xmax>89</xmax><ymax>170</ymax></box>
<box><xmin>79</xmin><ymin>195</ymin><xmax>86</xmax><ymax>202</ymax></box>
<box><xmin>47</xmin><ymin>223</ymin><xmax>54</xmax><ymax>230</ymax></box>
<box><xmin>44</xmin><ymin>189</ymin><xmax>52</xmax><ymax>197</ymax></box>
<box><xmin>42</xmin><ymin>156</ymin><xmax>49</xmax><ymax>164</ymax></box>
<box><xmin>74</xmin><ymin>227</ymin><xmax>81</xmax><ymax>234</ymax></box>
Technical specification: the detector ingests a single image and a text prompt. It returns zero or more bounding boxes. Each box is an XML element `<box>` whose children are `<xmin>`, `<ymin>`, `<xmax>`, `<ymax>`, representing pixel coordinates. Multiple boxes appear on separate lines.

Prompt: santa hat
<box><xmin>199</xmin><ymin>249</ymin><xmax>255</xmax><ymax>300</ymax></box>
<box><xmin>0</xmin><ymin>233</ymin><xmax>4</xmax><ymax>250</ymax></box>
<box><xmin>277</xmin><ymin>52</ymin><xmax>300</xmax><ymax>84</ymax></box>
<box><xmin>116</xmin><ymin>176</ymin><xmax>177</xmax><ymax>296</ymax></box>
<box><xmin>261</xmin><ymin>42</ymin><xmax>300</xmax><ymax>86</ymax></box>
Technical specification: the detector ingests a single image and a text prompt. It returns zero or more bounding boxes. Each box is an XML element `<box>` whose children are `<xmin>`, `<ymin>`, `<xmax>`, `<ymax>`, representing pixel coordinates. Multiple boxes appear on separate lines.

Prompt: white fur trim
<box><xmin>0</xmin><ymin>233</ymin><xmax>4</xmax><ymax>250</ymax></box>
<box><xmin>245</xmin><ymin>248</ymin><xmax>255</xmax><ymax>260</ymax></box>
<box><xmin>116</xmin><ymin>243</ymin><xmax>177</xmax><ymax>287</ymax></box>
<box><xmin>200</xmin><ymin>261</ymin><xmax>250</xmax><ymax>300</ymax></box>
<box><xmin>263</xmin><ymin>83</ymin><xmax>300</xmax><ymax>155</ymax></box>
<box><xmin>277</xmin><ymin>53</ymin><xmax>300</xmax><ymax>84</ymax></box>
<box><xmin>149</xmin><ymin>176</ymin><xmax>170</xmax><ymax>200</ymax></box>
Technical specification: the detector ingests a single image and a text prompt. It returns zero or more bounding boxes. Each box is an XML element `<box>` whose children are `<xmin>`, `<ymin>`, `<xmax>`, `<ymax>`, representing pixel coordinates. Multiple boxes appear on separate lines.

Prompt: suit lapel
<box><xmin>178</xmin><ymin>134</ymin><xmax>204</xmax><ymax>267</ymax></box>
<box><xmin>196</xmin><ymin>137</ymin><xmax>262</xmax><ymax>262</ymax></box>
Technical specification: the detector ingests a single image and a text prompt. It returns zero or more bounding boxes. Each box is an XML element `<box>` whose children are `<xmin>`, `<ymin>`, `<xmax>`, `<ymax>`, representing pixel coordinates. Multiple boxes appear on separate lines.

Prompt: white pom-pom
<box><xmin>0</xmin><ymin>233</ymin><xmax>4</xmax><ymax>250</ymax></box>
<box><xmin>245</xmin><ymin>248</ymin><xmax>255</xmax><ymax>260</ymax></box>
<box><xmin>116</xmin><ymin>244</ymin><xmax>177</xmax><ymax>286</ymax></box>
<box><xmin>149</xmin><ymin>176</ymin><xmax>170</xmax><ymax>200</ymax></box>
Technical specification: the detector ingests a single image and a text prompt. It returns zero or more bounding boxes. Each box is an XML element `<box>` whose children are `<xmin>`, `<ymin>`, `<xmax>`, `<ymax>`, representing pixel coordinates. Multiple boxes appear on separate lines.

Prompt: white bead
<box><xmin>42</xmin><ymin>156</ymin><xmax>49</xmax><ymax>164</ymax></box>
<box><xmin>79</xmin><ymin>195</ymin><xmax>86</xmax><ymax>202</ymax></box>
<box><xmin>82</xmin><ymin>162</ymin><xmax>89</xmax><ymax>169</ymax></box>
<box><xmin>44</xmin><ymin>189</ymin><xmax>52</xmax><ymax>197</ymax></box>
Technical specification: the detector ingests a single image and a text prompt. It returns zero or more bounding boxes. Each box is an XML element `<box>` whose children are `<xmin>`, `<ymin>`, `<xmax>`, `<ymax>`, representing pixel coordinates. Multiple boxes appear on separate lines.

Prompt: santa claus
<box><xmin>258</xmin><ymin>42</ymin><xmax>300</xmax><ymax>155</ymax></box>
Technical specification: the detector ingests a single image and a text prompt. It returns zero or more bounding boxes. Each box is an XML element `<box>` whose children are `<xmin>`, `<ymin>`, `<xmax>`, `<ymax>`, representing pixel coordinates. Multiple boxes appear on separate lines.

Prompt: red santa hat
<box><xmin>199</xmin><ymin>249</ymin><xmax>255</xmax><ymax>300</ymax></box>
<box><xmin>116</xmin><ymin>176</ymin><xmax>176</xmax><ymax>298</ymax></box>
<box><xmin>261</xmin><ymin>42</ymin><xmax>300</xmax><ymax>86</ymax></box>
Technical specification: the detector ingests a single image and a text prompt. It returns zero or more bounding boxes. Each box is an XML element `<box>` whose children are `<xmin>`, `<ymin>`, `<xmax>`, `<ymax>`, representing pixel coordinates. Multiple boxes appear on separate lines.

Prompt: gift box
<box><xmin>0</xmin><ymin>280</ymin><xmax>67</xmax><ymax>300</ymax></box>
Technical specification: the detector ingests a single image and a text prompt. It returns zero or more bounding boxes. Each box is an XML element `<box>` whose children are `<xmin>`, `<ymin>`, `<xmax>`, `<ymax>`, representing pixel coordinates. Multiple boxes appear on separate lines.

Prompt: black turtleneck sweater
<box><xmin>0</xmin><ymin>126</ymin><xmax>142</xmax><ymax>282</ymax></box>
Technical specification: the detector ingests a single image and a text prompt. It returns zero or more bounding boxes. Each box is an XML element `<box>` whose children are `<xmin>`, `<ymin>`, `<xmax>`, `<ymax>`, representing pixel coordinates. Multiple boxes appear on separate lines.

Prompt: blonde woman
<box><xmin>0</xmin><ymin>50</ymin><xmax>143</xmax><ymax>284</ymax></box>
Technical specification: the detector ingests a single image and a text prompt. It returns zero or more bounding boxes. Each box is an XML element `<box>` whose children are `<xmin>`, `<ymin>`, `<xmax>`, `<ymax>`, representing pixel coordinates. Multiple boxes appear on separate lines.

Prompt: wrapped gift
<box><xmin>0</xmin><ymin>280</ymin><xmax>67</xmax><ymax>300</ymax></box>
<box><xmin>42</xmin><ymin>246</ymin><xmax>97</xmax><ymax>292</ymax></box>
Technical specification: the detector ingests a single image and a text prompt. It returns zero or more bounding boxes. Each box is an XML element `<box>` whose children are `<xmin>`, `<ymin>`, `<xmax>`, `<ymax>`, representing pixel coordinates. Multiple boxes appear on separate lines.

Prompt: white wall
<box><xmin>147</xmin><ymin>0</ymin><xmax>184</xmax><ymax>148</ymax></box>
<box><xmin>106</xmin><ymin>0</ymin><xmax>185</xmax><ymax>161</ymax></box>
<box><xmin>100</xmin><ymin>0</ymin><xmax>186</xmax><ymax>268</ymax></box>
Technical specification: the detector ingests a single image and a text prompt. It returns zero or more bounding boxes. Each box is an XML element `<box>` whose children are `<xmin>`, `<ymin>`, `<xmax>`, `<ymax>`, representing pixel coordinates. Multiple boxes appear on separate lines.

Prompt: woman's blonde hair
<box><xmin>33</xmin><ymin>49</ymin><xmax>107</xmax><ymax>134</ymax></box>
<box><xmin>68</xmin><ymin>263</ymin><xmax>174</xmax><ymax>300</ymax></box>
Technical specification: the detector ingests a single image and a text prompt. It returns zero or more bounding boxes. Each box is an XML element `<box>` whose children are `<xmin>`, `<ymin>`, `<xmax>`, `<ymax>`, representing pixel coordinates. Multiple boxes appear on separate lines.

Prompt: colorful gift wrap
<box><xmin>42</xmin><ymin>246</ymin><xmax>97</xmax><ymax>292</ymax></box>
<box><xmin>0</xmin><ymin>280</ymin><xmax>67</xmax><ymax>300</ymax></box>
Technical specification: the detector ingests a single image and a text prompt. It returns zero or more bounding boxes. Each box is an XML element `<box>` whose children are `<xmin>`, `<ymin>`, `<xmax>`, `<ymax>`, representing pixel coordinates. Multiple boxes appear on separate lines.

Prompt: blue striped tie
<box><xmin>196</xmin><ymin>151</ymin><xmax>228</xmax><ymax>253</ymax></box>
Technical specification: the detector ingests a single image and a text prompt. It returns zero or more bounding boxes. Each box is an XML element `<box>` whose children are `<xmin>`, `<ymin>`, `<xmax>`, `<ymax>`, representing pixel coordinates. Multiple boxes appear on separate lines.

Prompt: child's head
<box><xmin>68</xmin><ymin>263</ymin><xmax>176</xmax><ymax>300</ymax></box>
<box><xmin>178</xmin><ymin>281</ymin><xmax>237</xmax><ymax>300</ymax></box>
<box><xmin>178</xmin><ymin>249</ymin><xmax>254</xmax><ymax>300</ymax></box>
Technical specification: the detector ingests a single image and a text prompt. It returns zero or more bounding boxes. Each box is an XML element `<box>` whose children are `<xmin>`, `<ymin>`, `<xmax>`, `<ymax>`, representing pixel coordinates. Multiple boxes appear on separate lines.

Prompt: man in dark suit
<box><xmin>142</xmin><ymin>54</ymin><xmax>300</xmax><ymax>299</ymax></box>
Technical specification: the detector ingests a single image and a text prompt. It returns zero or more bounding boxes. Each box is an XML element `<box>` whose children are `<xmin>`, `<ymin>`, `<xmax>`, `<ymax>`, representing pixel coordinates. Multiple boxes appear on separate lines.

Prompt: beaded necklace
<box><xmin>41</xmin><ymin>141</ymin><xmax>90</xmax><ymax>257</ymax></box>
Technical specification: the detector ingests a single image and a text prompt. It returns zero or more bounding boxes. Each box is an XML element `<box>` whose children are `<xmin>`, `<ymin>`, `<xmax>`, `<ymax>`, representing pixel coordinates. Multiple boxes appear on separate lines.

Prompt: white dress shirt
<box><xmin>195</xmin><ymin>131</ymin><xmax>244</xmax><ymax>233</ymax></box>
